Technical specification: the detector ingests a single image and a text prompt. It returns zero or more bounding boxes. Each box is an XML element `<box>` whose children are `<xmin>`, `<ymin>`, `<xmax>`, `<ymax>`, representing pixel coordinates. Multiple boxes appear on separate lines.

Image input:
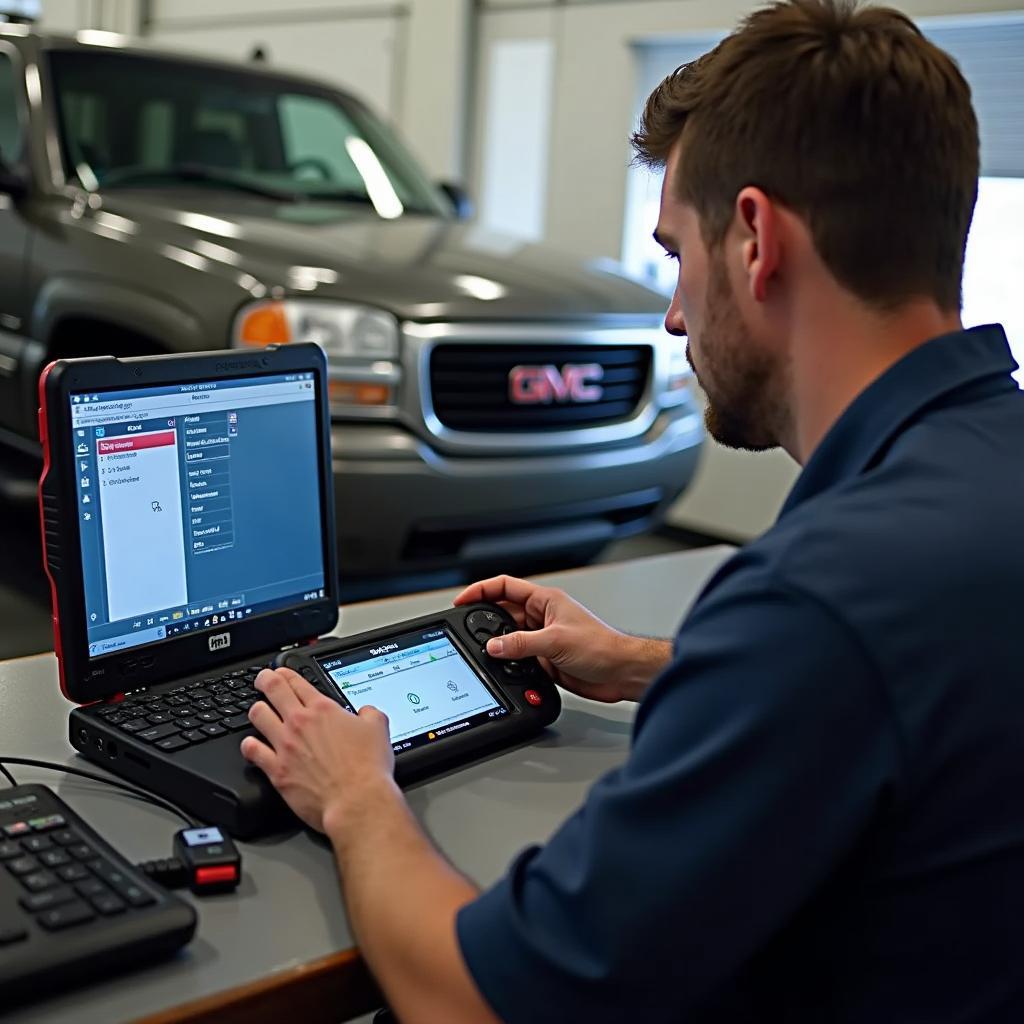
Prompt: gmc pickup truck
<box><xmin>0</xmin><ymin>25</ymin><xmax>703</xmax><ymax>580</ymax></box>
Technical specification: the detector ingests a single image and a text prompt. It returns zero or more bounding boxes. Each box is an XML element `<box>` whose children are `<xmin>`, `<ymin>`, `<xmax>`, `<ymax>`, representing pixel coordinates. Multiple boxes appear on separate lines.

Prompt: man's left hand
<box><xmin>240</xmin><ymin>667</ymin><xmax>396</xmax><ymax>835</ymax></box>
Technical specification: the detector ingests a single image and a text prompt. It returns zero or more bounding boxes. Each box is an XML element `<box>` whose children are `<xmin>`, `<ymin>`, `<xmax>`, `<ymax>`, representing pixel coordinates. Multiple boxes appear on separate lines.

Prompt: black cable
<box><xmin>0</xmin><ymin>756</ymin><xmax>199</xmax><ymax>828</ymax></box>
<box><xmin>0</xmin><ymin>762</ymin><xmax>16</xmax><ymax>787</ymax></box>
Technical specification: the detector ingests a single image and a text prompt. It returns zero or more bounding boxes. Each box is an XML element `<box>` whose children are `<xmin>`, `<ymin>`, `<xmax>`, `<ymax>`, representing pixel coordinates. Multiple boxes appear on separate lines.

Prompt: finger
<box><xmin>486</xmin><ymin>627</ymin><xmax>558</xmax><ymax>662</ymax></box>
<box><xmin>248</xmin><ymin>697</ymin><xmax>286</xmax><ymax>745</ymax></box>
<box><xmin>240</xmin><ymin>735</ymin><xmax>279</xmax><ymax>776</ymax></box>
<box><xmin>454</xmin><ymin>575</ymin><xmax>543</xmax><ymax>608</ymax></box>
<box><xmin>276</xmin><ymin>667</ymin><xmax>322</xmax><ymax>707</ymax></box>
<box><xmin>255</xmin><ymin>668</ymin><xmax>305</xmax><ymax>717</ymax></box>
<box><xmin>495</xmin><ymin>601</ymin><xmax>526</xmax><ymax>628</ymax></box>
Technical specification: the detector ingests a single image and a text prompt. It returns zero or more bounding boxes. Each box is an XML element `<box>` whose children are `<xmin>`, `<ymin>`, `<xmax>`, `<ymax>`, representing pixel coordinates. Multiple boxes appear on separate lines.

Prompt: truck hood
<box><xmin>96</xmin><ymin>191</ymin><xmax>669</xmax><ymax>323</ymax></box>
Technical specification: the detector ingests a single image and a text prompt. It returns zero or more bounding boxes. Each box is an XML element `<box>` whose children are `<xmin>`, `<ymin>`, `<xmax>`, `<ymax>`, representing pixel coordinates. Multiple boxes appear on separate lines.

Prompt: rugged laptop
<box><xmin>38</xmin><ymin>344</ymin><xmax>339</xmax><ymax>838</ymax></box>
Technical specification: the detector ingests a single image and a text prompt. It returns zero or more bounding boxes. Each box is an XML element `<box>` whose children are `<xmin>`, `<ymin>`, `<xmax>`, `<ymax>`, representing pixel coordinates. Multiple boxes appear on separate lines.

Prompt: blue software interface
<box><xmin>69</xmin><ymin>371</ymin><xmax>326</xmax><ymax>658</ymax></box>
<box><xmin>317</xmin><ymin>628</ymin><xmax>507</xmax><ymax>754</ymax></box>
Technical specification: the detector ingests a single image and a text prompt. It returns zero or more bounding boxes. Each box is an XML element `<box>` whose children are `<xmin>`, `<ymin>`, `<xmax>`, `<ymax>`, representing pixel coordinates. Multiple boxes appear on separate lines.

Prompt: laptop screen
<box><xmin>67</xmin><ymin>371</ymin><xmax>326</xmax><ymax>659</ymax></box>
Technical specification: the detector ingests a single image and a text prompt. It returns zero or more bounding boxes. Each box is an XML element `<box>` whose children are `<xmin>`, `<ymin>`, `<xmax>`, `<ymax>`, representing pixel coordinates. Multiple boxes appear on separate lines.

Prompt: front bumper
<box><xmin>330</xmin><ymin>406</ymin><xmax>704</xmax><ymax>576</ymax></box>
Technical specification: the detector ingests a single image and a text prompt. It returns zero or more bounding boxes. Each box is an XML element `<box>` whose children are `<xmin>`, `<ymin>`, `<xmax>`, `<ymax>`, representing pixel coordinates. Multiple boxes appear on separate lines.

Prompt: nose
<box><xmin>664</xmin><ymin>287</ymin><xmax>687</xmax><ymax>337</ymax></box>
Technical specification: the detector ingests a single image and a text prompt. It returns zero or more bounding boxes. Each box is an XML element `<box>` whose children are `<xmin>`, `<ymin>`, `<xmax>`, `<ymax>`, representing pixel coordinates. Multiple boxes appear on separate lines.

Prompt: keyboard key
<box><xmin>0</xmin><ymin>926</ymin><xmax>28</xmax><ymax>945</ymax></box>
<box><xmin>57</xmin><ymin>863</ymin><xmax>91</xmax><ymax>882</ymax></box>
<box><xmin>69</xmin><ymin>843</ymin><xmax>95</xmax><ymax>860</ymax></box>
<box><xmin>117</xmin><ymin>883</ymin><xmax>156</xmax><ymax>908</ymax></box>
<box><xmin>20</xmin><ymin>885</ymin><xmax>77</xmax><ymax>912</ymax></box>
<box><xmin>88</xmin><ymin>860</ymin><xmax>131</xmax><ymax>888</ymax></box>
<box><xmin>21</xmin><ymin>835</ymin><xmax>53</xmax><ymax>854</ymax></box>
<box><xmin>175</xmin><ymin>716</ymin><xmax>201</xmax><ymax>729</ymax></box>
<box><xmin>74</xmin><ymin>877</ymin><xmax>108</xmax><ymax>899</ymax></box>
<box><xmin>166</xmin><ymin>695</ymin><xmax>188</xmax><ymax>706</ymax></box>
<box><xmin>146</xmin><ymin>712</ymin><xmax>172</xmax><ymax>725</ymax></box>
<box><xmin>182</xmin><ymin>729</ymin><xmax>207</xmax><ymax>744</ymax></box>
<box><xmin>3</xmin><ymin>821</ymin><xmax>30</xmax><ymax>838</ymax></box>
<box><xmin>120</xmin><ymin>718</ymin><xmax>150</xmax><ymax>733</ymax></box>
<box><xmin>52</xmin><ymin>829</ymin><xmax>82</xmax><ymax>847</ymax></box>
<box><xmin>197</xmin><ymin>710</ymin><xmax>223</xmax><ymax>723</ymax></box>
<box><xmin>0</xmin><ymin>840</ymin><xmax>21</xmax><ymax>859</ymax></box>
<box><xmin>200</xmin><ymin>723</ymin><xmax>227</xmax><ymax>737</ymax></box>
<box><xmin>156</xmin><ymin>735</ymin><xmax>190</xmax><ymax>752</ymax></box>
<box><xmin>137</xmin><ymin>723</ymin><xmax>182</xmax><ymax>743</ymax></box>
<box><xmin>39</xmin><ymin>849</ymin><xmax>72</xmax><ymax>868</ymax></box>
<box><xmin>37</xmin><ymin>899</ymin><xmax>96</xmax><ymax>931</ymax></box>
<box><xmin>90</xmin><ymin>892</ymin><xmax>127</xmax><ymax>915</ymax></box>
<box><xmin>22</xmin><ymin>870</ymin><xmax>60</xmax><ymax>892</ymax></box>
<box><xmin>27</xmin><ymin>814</ymin><xmax>66</xmax><ymax>832</ymax></box>
<box><xmin>7</xmin><ymin>854</ymin><xmax>40</xmax><ymax>875</ymax></box>
<box><xmin>221</xmin><ymin>712</ymin><xmax>254</xmax><ymax>732</ymax></box>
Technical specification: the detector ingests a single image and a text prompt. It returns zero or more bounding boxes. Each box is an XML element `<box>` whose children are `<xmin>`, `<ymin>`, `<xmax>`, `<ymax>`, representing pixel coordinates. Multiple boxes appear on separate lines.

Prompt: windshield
<box><xmin>46</xmin><ymin>49</ymin><xmax>451</xmax><ymax>217</ymax></box>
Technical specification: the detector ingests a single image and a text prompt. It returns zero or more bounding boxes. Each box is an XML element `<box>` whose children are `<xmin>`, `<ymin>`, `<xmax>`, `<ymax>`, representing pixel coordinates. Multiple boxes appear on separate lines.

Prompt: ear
<box><xmin>735</xmin><ymin>187</ymin><xmax>780</xmax><ymax>304</ymax></box>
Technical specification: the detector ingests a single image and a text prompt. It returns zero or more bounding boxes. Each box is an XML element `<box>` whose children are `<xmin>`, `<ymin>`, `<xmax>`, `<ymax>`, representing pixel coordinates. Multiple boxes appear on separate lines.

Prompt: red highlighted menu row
<box><xmin>97</xmin><ymin>430</ymin><xmax>176</xmax><ymax>456</ymax></box>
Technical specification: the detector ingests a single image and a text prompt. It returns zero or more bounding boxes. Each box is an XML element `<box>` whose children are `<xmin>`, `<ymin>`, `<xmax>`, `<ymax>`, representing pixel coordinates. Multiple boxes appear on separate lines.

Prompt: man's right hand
<box><xmin>453</xmin><ymin>575</ymin><xmax>672</xmax><ymax>703</ymax></box>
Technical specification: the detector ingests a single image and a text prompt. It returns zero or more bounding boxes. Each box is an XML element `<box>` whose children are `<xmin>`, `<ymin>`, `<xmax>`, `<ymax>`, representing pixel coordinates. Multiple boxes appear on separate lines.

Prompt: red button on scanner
<box><xmin>195</xmin><ymin>865</ymin><xmax>238</xmax><ymax>886</ymax></box>
<box><xmin>524</xmin><ymin>690</ymin><xmax>543</xmax><ymax>707</ymax></box>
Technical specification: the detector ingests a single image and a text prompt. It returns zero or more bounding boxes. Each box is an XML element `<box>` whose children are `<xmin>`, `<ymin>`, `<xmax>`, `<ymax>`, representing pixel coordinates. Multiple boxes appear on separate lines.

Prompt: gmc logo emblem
<box><xmin>209</xmin><ymin>632</ymin><xmax>231</xmax><ymax>652</ymax></box>
<box><xmin>508</xmin><ymin>364</ymin><xmax>604</xmax><ymax>405</ymax></box>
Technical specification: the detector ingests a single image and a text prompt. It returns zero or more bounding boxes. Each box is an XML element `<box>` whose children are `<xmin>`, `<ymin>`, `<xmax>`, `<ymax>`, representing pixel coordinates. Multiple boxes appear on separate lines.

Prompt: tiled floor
<box><xmin>0</xmin><ymin>501</ymin><xmax>698</xmax><ymax>661</ymax></box>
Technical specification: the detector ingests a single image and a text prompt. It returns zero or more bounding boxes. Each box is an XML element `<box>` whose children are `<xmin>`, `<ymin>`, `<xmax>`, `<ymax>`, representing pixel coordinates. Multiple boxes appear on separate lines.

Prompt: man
<box><xmin>241</xmin><ymin>1</ymin><xmax>1024</xmax><ymax>1020</ymax></box>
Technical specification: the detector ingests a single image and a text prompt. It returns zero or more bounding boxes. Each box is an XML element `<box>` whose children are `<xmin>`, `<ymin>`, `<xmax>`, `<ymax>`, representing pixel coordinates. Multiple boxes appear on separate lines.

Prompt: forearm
<box><xmin>326</xmin><ymin>780</ymin><xmax>499</xmax><ymax>1024</ymax></box>
<box><xmin>618</xmin><ymin>635</ymin><xmax>674</xmax><ymax>700</ymax></box>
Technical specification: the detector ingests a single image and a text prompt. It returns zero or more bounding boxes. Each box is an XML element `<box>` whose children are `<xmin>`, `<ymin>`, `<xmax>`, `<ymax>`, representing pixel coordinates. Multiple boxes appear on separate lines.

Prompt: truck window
<box><xmin>0</xmin><ymin>52</ymin><xmax>22</xmax><ymax>166</ymax></box>
<box><xmin>47</xmin><ymin>49</ymin><xmax>450</xmax><ymax>217</ymax></box>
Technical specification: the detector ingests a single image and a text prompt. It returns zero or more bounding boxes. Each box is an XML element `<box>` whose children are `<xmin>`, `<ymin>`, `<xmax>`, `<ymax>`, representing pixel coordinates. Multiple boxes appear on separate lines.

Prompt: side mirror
<box><xmin>437</xmin><ymin>181</ymin><xmax>474</xmax><ymax>221</ymax></box>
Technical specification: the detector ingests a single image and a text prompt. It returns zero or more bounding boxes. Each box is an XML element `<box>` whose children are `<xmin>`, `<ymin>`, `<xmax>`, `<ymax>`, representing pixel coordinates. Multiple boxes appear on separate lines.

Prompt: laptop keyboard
<box><xmin>85</xmin><ymin>665</ymin><xmax>271</xmax><ymax>754</ymax></box>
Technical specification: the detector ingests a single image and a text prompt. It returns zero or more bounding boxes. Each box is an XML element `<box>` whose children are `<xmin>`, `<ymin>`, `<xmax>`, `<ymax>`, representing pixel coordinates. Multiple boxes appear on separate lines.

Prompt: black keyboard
<box><xmin>84</xmin><ymin>664</ymin><xmax>271</xmax><ymax>754</ymax></box>
<box><xmin>0</xmin><ymin>784</ymin><xmax>196</xmax><ymax>1004</ymax></box>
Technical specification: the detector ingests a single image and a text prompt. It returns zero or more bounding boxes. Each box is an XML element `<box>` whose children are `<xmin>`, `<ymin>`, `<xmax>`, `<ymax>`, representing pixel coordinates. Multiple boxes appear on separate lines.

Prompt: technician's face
<box><xmin>655</xmin><ymin>145</ymin><xmax>782</xmax><ymax>452</ymax></box>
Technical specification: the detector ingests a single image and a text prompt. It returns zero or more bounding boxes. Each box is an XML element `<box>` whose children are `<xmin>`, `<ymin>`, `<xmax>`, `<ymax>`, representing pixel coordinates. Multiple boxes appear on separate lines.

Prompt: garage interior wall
<box><xmin>39</xmin><ymin>0</ymin><xmax>1024</xmax><ymax>544</ymax></box>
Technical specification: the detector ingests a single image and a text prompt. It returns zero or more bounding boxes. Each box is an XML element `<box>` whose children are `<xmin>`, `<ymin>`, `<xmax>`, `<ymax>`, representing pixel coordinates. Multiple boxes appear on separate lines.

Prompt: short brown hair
<box><xmin>632</xmin><ymin>0</ymin><xmax>979</xmax><ymax>311</ymax></box>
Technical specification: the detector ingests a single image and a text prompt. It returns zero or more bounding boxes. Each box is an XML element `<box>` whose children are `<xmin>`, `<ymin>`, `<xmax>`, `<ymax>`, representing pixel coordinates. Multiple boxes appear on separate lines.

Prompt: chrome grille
<box><xmin>428</xmin><ymin>344</ymin><xmax>651</xmax><ymax>431</ymax></box>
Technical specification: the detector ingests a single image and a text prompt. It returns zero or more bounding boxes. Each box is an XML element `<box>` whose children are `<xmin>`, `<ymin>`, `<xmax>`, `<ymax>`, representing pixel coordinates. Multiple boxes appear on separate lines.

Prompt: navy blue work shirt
<box><xmin>458</xmin><ymin>325</ymin><xmax>1024</xmax><ymax>1022</ymax></box>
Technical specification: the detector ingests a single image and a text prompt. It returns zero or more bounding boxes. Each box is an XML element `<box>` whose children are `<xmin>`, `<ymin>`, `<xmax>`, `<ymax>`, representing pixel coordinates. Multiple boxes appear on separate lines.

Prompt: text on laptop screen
<box><xmin>68</xmin><ymin>372</ymin><xmax>326</xmax><ymax>658</ymax></box>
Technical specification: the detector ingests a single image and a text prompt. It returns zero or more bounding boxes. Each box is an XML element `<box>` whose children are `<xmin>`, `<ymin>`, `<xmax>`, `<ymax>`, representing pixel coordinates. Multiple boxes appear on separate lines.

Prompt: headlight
<box><xmin>234</xmin><ymin>300</ymin><xmax>399</xmax><ymax>359</ymax></box>
<box><xmin>233</xmin><ymin>300</ymin><xmax>400</xmax><ymax>411</ymax></box>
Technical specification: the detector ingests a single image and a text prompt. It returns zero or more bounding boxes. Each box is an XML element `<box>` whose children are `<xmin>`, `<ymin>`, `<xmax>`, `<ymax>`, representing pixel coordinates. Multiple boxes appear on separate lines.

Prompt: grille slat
<box><xmin>429</xmin><ymin>344</ymin><xmax>652</xmax><ymax>432</ymax></box>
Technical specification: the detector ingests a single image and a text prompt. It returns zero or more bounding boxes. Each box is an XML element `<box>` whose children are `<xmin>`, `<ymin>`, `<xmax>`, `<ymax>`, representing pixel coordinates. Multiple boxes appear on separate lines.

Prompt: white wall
<box><xmin>475</xmin><ymin>0</ymin><xmax>1024</xmax><ymax>540</ymax></box>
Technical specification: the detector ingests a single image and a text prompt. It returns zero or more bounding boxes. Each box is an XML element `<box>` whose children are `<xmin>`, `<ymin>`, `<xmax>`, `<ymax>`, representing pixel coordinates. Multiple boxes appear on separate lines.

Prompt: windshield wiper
<box><xmin>99</xmin><ymin>165</ymin><xmax>302</xmax><ymax>202</ymax></box>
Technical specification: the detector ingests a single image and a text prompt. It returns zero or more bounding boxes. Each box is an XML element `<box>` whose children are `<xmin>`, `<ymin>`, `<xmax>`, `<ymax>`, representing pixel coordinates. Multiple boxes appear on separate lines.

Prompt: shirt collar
<box><xmin>780</xmin><ymin>324</ymin><xmax>1018</xmax><ymax>517</ymax></box>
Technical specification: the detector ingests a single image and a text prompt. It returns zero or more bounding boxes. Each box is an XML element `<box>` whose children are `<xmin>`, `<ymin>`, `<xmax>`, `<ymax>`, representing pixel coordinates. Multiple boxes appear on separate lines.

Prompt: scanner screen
<box><xmin>69</xmin><ymin>371</ymin><xmax>326</xmax><ymax>658</ymax></box>
<box><xmin>317</xmin><ymin>627</ymin><xmax>507</xmax><ymax>753</ymax></box>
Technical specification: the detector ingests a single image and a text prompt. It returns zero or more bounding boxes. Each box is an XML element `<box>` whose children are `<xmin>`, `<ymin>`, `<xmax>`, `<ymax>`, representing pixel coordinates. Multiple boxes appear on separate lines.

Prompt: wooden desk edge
<box><xmin>131</xmin><ymin>947</ymin><xmax>382</xmax><ymax>1024</ymax></box>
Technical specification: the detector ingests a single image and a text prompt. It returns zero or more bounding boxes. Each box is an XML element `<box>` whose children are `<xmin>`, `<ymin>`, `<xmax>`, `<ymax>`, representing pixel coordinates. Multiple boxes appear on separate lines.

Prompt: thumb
<box><xmin>486</xmin><ymin>629</ymin><xmax>552</xmax><ymax>661</ymax></box>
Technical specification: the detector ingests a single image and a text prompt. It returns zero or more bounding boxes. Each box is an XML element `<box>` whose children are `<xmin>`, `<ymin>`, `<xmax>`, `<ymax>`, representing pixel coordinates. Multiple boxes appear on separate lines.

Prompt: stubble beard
<box><xmin>691</xmin><ymin>253</ymin><xmax>788</xmax><ymax>452</ymax></box>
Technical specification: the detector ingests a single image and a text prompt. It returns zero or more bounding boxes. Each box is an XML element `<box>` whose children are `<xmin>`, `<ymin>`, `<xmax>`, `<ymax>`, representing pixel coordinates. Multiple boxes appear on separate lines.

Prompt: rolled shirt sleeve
<box><xmin>457</xmin><ymin>572</ymin><xmax>903</xmax><ymax>1024</ymax></box>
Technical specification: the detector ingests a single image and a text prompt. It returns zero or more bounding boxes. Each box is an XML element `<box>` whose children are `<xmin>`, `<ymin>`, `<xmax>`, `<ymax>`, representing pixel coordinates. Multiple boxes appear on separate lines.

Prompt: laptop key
<box><xmin>7</xmin><ymin>855</ymin><xmax>39</xmax><ymax>875</ymax></box>
<box><xmin>147</xmin><ymin>712</ymin><xmax>172</xmax><ymax>725</ymax></box>
<box><xmin>156</xmin><ymin>735</ymin><xmax>190</xmax><ymax>752</ymax></box>
<box><xmin>52</xmin><ymin>829</ymin><xmax>82</xmax><ymax>847</ymax></box>
<box><xmin>222</xmin><ymin>712</ymin><xmax>254</xmax><ymax>732</ymax></box>
<box><xmin>120</xmin><ymin>718</ymin><xmax>150</xmax><ymax>733</ymax></box>
<box><xmin>39</xmin><ymin>849</ymin><xmax>71</xmax><ymax>868</ymax></box>
<box><xmin>137</xmin><ymin>723</ymin><xmax>182</xmax><ymax>743</ymax></box>
<box><xmin>91</xmin><ymin>891</ymin><xmax>127</xmax><ymax>915</ymax></box>
<box><xmin>182</xmin><ymin>729</ymin><xmax>207</xmax><ymax>744</ymax></box>
<box><xmin>0</xmin><ymin>840</ymin><xmax>21</xmax><ymax>859</ymax></box>
<box><xmin>197</xmin><ymin>710</ymin><xmax>223</xmax><ymax>723</ymax></box>
<box><xmin>176</xmin><ymin>716</ymin><xmax>201</xmax><ymax>729</ymax></box>
<box><xmin>75</xmin><ymin>877</ymin><xmax>108</xmax><ymax>898</ymax></box>
<box><xmin>200</xmin><ymin>723</ymin><xmax>227</xmax><ymax>737</ymax></box>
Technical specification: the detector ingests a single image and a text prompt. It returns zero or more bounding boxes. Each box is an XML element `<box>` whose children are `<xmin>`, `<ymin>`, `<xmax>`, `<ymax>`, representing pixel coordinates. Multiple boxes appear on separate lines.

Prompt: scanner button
<box><xmin>524</xmin><ymin>690</ymin><xmax>543</xmax><ymax>707</ymax></box>
<box><xmin>466</xmin><ymin>610</ymin><xmax>504</xmax><ymax>641</ymax></box>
